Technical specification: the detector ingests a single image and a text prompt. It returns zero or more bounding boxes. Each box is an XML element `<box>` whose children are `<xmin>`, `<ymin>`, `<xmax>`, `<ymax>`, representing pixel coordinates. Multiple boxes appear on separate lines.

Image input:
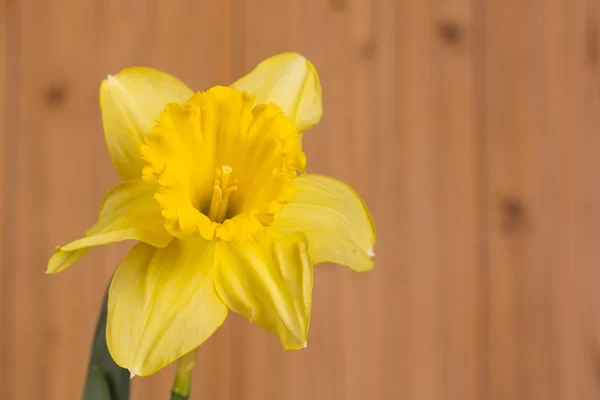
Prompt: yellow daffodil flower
<box><xmin>47</xmin><ymin>53</ymin><xmax>375</xmax><ymax>377</ymax></box>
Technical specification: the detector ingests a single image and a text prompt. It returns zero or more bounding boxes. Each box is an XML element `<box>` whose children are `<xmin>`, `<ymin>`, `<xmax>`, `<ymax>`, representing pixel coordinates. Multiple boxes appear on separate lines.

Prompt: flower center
<box><xmin>140</xmin><ymin>86</ymin><xmax>305</xmax><ymax>241</ymax></box>
<box><xmin>207</xmin><ymin>166</ymin><xmax>237</xmax><ymax>223</ymax></box>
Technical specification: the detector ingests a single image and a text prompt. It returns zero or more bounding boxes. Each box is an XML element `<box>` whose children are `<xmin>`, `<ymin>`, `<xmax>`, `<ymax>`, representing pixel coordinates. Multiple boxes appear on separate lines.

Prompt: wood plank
<box><xmin>558</xmin><ymin>0</ymin><xmax>600</xmax><ymax>398</ymax></box>
<box><xmin>483</xmin><ymin>1</ymin><xmax>532</xmax><ymax>397</ymax></box>
<box><xmin>482</xmin><ymin>0</ymin><xmax>580</xmax><ymax>399</ymax></box>
<box><xmin>392</xmin><ymin>1</ymin><xmax>481</xmax><ymax>399</ymax></box>
<box><xmin>582</xmin><ymin>0</ymin><xmax>600</xmax><ymax>396</ymax></box>
<box><xmin>13</xmin><ymin>0</ymin><xmax>108</xmax><ymax>398</ymax></box>
<box><xmin>393</xmin><ymin>1</ymin><xmax>442</xmax><ymax>399</ymax></box>
<box><xmin>431</xmin><ymin>1</ymin><xmax>482</xmax><ymax>399</ymax></box>
<box><xmin>378</xmin><ymin>0</ymin><xmax>411</xmax><ymax>399</ymax></box>
<box><xmin>376</xmin><ymin>1</ymin><xmax>404</xmax><ymax>399</ymax></box>
<box><xmin>394</xmin><ymin>0</ymin><xmax>480</xmax><ymax>398</ymax></box>
<box><xmin>0</xmin><ymin>0</ymin><xmax>17</xmax><ymax>396</ymax></box>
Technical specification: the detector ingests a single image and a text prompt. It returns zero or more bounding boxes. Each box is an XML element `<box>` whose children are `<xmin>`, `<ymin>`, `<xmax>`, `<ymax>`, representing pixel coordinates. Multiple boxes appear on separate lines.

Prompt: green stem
<box><xmin>171</xmin><ymin>349</ymin><xmax>198</xmax><ymax>400</ymax></box>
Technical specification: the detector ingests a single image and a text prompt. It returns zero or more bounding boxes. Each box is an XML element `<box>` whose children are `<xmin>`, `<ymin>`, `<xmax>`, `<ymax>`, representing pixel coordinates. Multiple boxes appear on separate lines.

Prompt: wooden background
<box><xmin>1</xmin><ymin>0</ymin><xmax>600</xmax><ymax>399</ymax></box>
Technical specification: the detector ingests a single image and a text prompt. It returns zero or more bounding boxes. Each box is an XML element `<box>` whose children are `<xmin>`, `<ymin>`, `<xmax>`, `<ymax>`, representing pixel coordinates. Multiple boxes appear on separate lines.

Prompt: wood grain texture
<box><xmin>1</xmin><ymin>0</ymin><xmax>599</xmax><ymax>399</ymax></box>
<box><xmin>0</xmin><ymin>0</ymin><xmax>16</xmax><ymax>395</ymax></box>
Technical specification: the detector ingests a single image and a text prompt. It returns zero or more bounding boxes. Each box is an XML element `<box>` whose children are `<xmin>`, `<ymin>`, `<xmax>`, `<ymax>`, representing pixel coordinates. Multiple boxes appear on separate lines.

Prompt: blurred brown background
<box><xmin>1</xmin><ymin>0</ymin><xmax>600</xmax><ymax>399</ymax></box>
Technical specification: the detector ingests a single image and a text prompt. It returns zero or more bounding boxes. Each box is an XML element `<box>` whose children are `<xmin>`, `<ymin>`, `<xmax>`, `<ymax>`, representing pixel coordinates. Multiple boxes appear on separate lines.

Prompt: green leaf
<box><xmin>84</xmin><ymin>366</ymin><xmax>112</xmax><ymax>400</ymax></box>
<box><xmin>83</xmin><ymin>288</ymin><xmax>130</xmax><ymax>400</ymax></box>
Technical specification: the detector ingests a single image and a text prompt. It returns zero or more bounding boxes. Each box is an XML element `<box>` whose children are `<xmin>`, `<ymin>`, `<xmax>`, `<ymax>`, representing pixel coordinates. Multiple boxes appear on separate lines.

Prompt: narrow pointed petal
<box><xmin>231</xmin><ymin>53</ymin><xmax>322</xmax><ymax>132</ymax></box>
<box><xmin>214</xmin><ymin>233</ymin><xmax>313</xmax><ymax>350</ymax></box>
<box><xmin>107</xmin><ymin>240</ymin><xmax>227</xmax><ymax>376</ymax></box>
<box><xmin>273</xmin><ymin>174</ymin><xmax>376</xmax><ymax>272</ymax></box>
<box><xmin>101</xmin><ymin>67</ymin><xmax>194</xmax><ymax>179</ymax></box>
<box><xmin>47</xmin><ymin>179</ymin><xmax>172</xmax><ymax>274</ymax></box>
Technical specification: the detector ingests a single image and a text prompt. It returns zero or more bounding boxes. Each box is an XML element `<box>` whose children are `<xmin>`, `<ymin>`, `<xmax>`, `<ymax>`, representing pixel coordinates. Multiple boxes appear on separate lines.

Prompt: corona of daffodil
<box><xmin>47</xmin><ymin>53</ymin><xmax>375</xmax><ymax>377</ymax></box>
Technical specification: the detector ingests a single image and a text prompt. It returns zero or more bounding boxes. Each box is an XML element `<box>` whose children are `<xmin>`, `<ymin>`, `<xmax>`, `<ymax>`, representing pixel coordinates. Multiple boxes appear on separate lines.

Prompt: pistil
<box><xmin>207</xmin><ymin>165</ymin><xmax>238</xmax><ymax>223</ymax></box>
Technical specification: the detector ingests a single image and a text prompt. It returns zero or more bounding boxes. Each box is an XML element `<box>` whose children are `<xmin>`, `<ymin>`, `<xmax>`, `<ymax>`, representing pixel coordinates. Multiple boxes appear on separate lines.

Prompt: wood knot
<box><xmin>437</xmin><ymin>21</ymin><xmax>463</xmax><ymax>45</ymax></box>
<box><xmin>44</xmin><ymin>84</ymin><xmax>68</xmax><ymax>107</ymax></box>
<box><xmin>503</xmin><ymin>198</ymin><xmax>523</xmax><ymax>219</ymax></box>
<box><xmin>500</xmin><ymin>197</ymin><xmax>528</xmax><ymax>235</ymax></box>
<box><xmin>359</xmin><ymin>40</ymin><xmax>377</xmax><ymax>61</ymax></box>
<box><xmin>2</xmin><ymin>0</ymin><xmax>16</xmax><ymax>12</ymax></box>
<box><xmin>330</xmin><ymin>0</ymin><xmax>345</xmax><ymax>12</ymax></box>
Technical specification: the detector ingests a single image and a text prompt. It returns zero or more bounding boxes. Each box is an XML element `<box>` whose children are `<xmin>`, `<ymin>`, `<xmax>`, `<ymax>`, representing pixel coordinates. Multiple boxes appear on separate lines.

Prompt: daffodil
<box><xmin>47</xmin><ymin>53</ymin><xmax>375</xmax><ymax>377</ymax></box>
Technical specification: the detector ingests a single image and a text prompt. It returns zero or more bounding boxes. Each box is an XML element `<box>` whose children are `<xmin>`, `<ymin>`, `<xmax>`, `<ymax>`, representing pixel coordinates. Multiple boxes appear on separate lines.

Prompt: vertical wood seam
<box><xmin>1</xmin><ymin>0</ymin><xmax>19</xmax><ymax>396</ymax></box>
<box><xmin>472</xmin><ymin>0</ymin><xmax>489</xmax><ymax>398</ymax></box>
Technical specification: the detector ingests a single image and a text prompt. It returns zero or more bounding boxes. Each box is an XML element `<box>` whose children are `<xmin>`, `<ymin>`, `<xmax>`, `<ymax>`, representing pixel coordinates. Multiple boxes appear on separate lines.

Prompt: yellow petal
<box><xmin>107</xmin><ymin>240</ymin><xmax>227</xmax><ymax>376</ymax></box>
<box><xmin>214</xmin><ymin>232</ymin><xmax>313</xmax><ymax>350</ymax></box>
<box><xmin>273</xmin><ymin>174</ymin><xmax>376</xmax><ymax>272</ymax></box>
<box><xmin>101</xmin><ymin>67</ymin><xmax>194</xmax><ymax>179</ymax></box>
<box><xmin>47</xmin><ymin>179</ymin><xmax>172</xmax><ymax>274</ymax></box>
<box><xmin>231</xmin><ymin>53</ymin><xmax>322</xmax><ymax>132</ymax></box>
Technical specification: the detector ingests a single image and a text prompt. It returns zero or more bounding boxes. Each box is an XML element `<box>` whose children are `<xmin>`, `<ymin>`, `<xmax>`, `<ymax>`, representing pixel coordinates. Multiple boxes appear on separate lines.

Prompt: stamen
<box><xmin>207</xmin><ymin>165</ymin><xmax>238</xmax><ymax>223</ymax></box>
<box><xmin>207</xmin><ymin>185</ymin><xmax>223</xmax><ymax>221</ymax></box>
